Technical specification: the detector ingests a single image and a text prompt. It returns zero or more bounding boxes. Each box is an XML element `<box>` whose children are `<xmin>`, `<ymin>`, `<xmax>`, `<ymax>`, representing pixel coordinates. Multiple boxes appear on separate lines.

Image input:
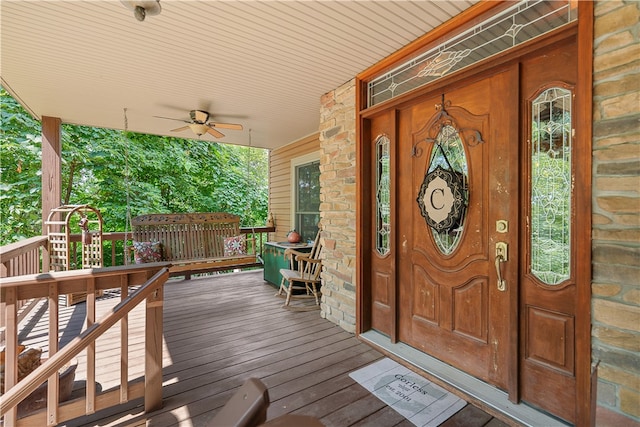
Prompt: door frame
<box><xmin>355</xmin><ymin>2</ymin><xmax>593</xmax><ymax>424</ymax></box>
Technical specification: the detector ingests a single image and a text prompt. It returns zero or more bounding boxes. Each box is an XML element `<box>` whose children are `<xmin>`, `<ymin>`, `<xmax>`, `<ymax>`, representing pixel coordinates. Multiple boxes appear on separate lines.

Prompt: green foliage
<box><xmin>0</xmin><ymin>87</ymin><xmax>268</xmax><ymax>245</ymax></box>
<box><xmin>0</xmin><ymin>89</ymin><xmax>43</xmax><ymax>242</ymax></box>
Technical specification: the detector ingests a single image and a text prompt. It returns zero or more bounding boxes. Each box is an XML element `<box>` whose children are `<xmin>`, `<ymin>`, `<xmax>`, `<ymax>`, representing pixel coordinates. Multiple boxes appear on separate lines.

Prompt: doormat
<box><xmin>349</xmin><ymin>358</ymin><xmax>466</xmax><ymax>427</ymax></box>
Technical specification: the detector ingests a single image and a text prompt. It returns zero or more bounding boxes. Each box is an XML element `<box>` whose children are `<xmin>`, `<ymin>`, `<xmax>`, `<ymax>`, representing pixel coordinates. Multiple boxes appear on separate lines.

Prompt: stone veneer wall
<box><xmin>318</xmin><ymin>79</ymin><xmax>357</xmax><ymax>333</ymax></box>
<box><xmin>592</xmin><ymin>1</ymin><xmax>640</xmax><ymax>424</ymax></box>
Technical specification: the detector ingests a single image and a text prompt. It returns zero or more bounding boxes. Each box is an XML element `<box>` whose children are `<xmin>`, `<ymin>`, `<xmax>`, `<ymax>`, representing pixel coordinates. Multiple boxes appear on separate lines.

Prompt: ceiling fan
<box><xmin>155</xmin><ymin>110</ymin><xmax>243</xmax><ymax>138</ymax></box>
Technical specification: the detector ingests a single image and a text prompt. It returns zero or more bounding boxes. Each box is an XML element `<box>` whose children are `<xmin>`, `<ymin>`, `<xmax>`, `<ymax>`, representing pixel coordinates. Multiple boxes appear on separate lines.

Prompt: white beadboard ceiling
<box><xmin>1</xmin><ymin>0</ymin><xmax>477</xmax><ymax>150</ymax></box>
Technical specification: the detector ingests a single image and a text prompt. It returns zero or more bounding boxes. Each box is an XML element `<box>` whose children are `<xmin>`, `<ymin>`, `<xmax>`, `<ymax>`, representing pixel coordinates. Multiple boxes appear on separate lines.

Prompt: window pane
<box><xmin>530</xmin><ymin>87</ymin><xmax>572</xmax><ymax>285</ymax></box>
<box><xmin>368</xmin><ymin>1</ymin><xmax>577</xmax><ymax>106</ymax></box>
<box><xmin>295</xmin><ymin>160</ymin><xmax>320</xmax><ymax>242</ymax></box>
<box><xmin>417</xmin><ymin>125</ymin><xmax>468</xmax><ymax>255</ymax></box>
<box><xmin>376</xmin><ymin>135</ymin><xmax>391</xmax><ymax>255</ymax></box>
<box><xmin>297</xmin><ymin>213</ymin><xmax>320</xmax><ymax>244</ymax></box>
<box><xmin>297</xmin><ymin>161</ymin><xmax>320</xmax><ymax>212</ymax></box>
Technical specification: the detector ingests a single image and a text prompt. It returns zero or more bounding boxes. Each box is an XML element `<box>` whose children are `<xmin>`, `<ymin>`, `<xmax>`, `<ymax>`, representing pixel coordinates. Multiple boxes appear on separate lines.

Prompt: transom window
<box><xmin>368</xmin><ymin>0</ymin><xmax>577</xmax><ymax>107</ymax></box>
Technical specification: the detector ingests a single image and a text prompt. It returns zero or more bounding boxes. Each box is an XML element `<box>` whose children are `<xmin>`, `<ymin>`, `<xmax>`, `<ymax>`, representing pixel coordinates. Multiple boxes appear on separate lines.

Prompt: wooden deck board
<box><xmin>13</xmin><ymin>270</ymin><xmax>506</xmax><ymax>426</ymax></box>
<box><xmin>320</xmin><ymin>392</ymin><xmax>389</xmax><ymax>427</ymax></box>
<box><xmin>350</xmin><ymin>404</ymin><xmax>412</xmax><ymax>427</ymax></box>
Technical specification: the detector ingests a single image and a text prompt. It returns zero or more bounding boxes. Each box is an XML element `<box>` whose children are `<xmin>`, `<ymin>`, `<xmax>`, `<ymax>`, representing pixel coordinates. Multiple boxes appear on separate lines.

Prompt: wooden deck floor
<box><xmin>17</xmin><ymin>270</ymin><xmax>509</xmax><ymax>427</ymax></box>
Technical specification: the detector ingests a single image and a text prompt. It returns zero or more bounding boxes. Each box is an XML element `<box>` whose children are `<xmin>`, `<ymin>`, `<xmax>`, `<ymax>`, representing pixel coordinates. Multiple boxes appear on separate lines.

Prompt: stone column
<box><xmin>318</xmin><ymin>79</ymin><xmax>357</xmax><ymax>333</ymax></box>
<box><xmin>592</xmin><ymin>1</ymin><xmax>640</xmax><ymax>424</ymax></box>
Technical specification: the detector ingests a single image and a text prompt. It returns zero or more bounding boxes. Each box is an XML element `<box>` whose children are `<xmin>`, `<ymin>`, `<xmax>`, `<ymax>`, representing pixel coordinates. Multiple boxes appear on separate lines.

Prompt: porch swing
<box><xmin>124</xmin><ymin>121</ymin><xmax>262</xmax><ymax>279</ymax></box>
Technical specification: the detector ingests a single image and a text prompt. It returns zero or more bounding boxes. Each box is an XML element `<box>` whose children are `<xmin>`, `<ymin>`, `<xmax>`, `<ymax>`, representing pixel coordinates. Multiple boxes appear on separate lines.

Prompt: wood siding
<box><xmin>268</xmin><ymin>133</ymin><xmax>320</xmax><ymax>242</ymax></box>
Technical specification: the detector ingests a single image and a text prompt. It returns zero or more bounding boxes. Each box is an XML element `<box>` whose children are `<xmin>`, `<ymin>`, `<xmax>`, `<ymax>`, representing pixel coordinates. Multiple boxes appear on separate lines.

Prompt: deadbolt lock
<box><xmin>496</xmin><ymin>220</ymin><xmax>508</xmax><ymax>233</ymax></box>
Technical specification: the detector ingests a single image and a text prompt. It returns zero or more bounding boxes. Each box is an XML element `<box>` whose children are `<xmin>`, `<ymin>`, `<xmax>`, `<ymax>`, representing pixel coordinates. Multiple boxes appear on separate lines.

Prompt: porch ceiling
<box><xmin>1</xmin><ymin>0</ymin><xmax>477</xmax><ymax>150</ymax></box>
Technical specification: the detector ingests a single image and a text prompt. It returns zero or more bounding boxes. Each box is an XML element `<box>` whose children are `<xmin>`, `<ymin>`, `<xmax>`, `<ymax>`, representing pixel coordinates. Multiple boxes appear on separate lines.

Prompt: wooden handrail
<box><xmin>0</xmin><ymin>229</ymin><xmax>272</xmax><ymax>278</ymax></box>
<box><xmin>1</xmin><ymin>229</ymin><xmax>269</xmax><ymax>342</ymax></box>
<box><xmin>0</xmin><ymin>235</ymin><xmax>48</xmax><ymax>261</ymax></box>
<box><xmin>1</xmin><ymin>265</ymin><xmax>169</xmax><ymax>425</ymax></box>
<box><xmin>240</xmin><ymin>226</ymin><xmax>275</xmax><ymax>255</ymax></box>
<box><xmin>0</xmin><ymin>267</ymin><xmax>167</xmax><ymax>415</ymax></box>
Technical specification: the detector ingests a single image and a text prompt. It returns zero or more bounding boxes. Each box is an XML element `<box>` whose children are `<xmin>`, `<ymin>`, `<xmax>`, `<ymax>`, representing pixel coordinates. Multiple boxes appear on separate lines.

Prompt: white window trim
<box><xmin>290</xmin><ymin>151</ymin><xmax>321</xmax><ymax>230</ymax></box>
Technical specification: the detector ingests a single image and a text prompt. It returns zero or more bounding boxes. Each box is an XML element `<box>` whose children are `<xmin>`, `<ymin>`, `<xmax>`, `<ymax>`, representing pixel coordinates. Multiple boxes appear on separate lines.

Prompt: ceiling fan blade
<box><xmin>154</xmin><ymin>115</ymin><xmax>188</xmax><ymax>123</ymax></box>
<box><xmin>210</xmin><ymin>122</ymin><xmax>243</xmax><ymax>131</ymax></box>
<box><xmin>206</xmin><ymin>126</ymin><xmax>225</xmax><ymax>138</ymax></box>
<box><xmin>171</xmin><ymin>126</ymin><xmax>190</xmax><ymax>132</ymax></box>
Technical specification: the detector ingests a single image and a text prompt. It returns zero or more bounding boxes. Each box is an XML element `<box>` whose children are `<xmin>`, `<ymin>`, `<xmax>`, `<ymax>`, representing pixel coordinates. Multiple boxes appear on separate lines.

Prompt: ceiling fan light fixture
<box><xmin>191</xmin><ymin>110</ymin><xmax>209</xmax><ymax>123</ymax></box>
<box><xmin>188</xmin><ymin>123</ymin><xmax>210</xmax><ymax>136</ymax></box>
<box><xmin>121</xmin><ymin>0</ymin><xmax>161</xmax><ymax>21</ymax></box>
<box><xmin>134</xmin><ymin>6</ymin><xmax>146</xmax><ymax>21</ymax></box>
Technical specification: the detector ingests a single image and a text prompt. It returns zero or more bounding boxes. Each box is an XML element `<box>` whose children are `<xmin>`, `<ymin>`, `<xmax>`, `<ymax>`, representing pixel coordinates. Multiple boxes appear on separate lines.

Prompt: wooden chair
<box><xmin>207</xmin><ymin>378</ymin><xmax>269</xmax><ymax>427</ymax></box>
<box><xmin>206</xmin><ymin>377</ymin><xmax>323</xmax><ymax>427</ymax></box>
<box><xmin>278</xmin><ymin>232</ymin><xmax>323</xmax><ymax>307</ymax></box>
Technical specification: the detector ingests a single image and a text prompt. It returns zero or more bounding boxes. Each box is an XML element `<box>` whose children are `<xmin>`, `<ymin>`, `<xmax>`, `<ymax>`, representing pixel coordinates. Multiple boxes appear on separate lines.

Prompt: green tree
<box><xmin>1</xmin><ymin>87</ymin><xmax>268</xmax><ymax>245</ymax></box>
<box><xmin>0</xmin><ymin>88</ymin><xmax>43</xmax><ymax>242</ymax></box>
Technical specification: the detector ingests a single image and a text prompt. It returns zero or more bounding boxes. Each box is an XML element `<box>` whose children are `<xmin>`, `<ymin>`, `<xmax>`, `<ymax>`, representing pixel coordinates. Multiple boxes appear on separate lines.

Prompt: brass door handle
<box><xmin>495</xmin><ymin>254</ymin><xmax>506</xmax><ymax>291</ymax></box>
<box><xmin>495</xmin><ymin>242</ymin><xmax>507</xmax><ymax>292</ymax></box>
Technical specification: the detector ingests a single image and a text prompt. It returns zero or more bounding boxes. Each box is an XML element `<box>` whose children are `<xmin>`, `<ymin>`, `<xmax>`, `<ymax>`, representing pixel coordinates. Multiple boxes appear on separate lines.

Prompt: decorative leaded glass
<box><xmin>530</xmin><ymin>87</ymin><xmax>572</xmax><ymax>285</ymax></box>
<box><xmin>376</xmin><ymin>135</ymin><xmax>391</xmax><ymax>255</ymax></box>
<box><xmin>422</xmin><ymin>125</ymin><xmax>468</xmax><ymax>255</ymax></box>
<box><xmin>368</xmin><ymin>0</ymin><xmax>577</xmax><ymax>107</ymax></box>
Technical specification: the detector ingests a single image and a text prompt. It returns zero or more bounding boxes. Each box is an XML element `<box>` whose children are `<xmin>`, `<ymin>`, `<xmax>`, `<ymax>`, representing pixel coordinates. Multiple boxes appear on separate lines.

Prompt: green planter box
<box><xmin>263</xmin><ymin>241</ymin><xmax>313</xmax><ymax>287</ymax></box>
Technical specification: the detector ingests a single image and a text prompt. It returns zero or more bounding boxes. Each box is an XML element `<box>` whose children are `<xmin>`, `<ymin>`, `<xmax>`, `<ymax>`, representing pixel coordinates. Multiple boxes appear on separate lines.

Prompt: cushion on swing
<box><xmin>133</xmin><ymin>240</ymin><xmax>162</xmax><ymax>264</ymax></box>
<box><xmin>223</xmin><ymin>235</ymin><xmax>247</xmax><ymax>257</ymax></box>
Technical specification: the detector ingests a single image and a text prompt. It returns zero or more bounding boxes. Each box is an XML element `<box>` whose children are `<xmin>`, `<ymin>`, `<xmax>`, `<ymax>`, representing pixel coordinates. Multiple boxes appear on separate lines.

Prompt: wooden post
<box><xmin>120</xmin><ymin>274</ymin><xmax>129</xmax><ymax>403</ymax></box>
<box><xmin>145</xmin><ymin>283</ymin><xmax>163</xmax><ymax>412</ymax></box>
<box><xmin>2</xmin><ymin>287</ymin><xmax>19</xmax><ymax>425</ymax></box>
<box><xmin>47</xmin><ymin>283</ymin><xmax>60</xmax><ymax>426</ymax></box>
<box><xmin>41</xmin><ymin>116</ymin><xmax>62</xmax><ymax>235</ymax></box>
<box><xmin>86</xmin><ymin>278</ymin><xmax>96</xmax><ymax>414</ymax></box>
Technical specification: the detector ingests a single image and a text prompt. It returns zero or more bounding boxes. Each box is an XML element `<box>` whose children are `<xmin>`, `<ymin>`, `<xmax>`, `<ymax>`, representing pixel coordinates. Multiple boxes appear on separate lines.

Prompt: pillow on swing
<box><xmin>133</xmin><ymin>240</ymin><xmax>162</xmax><ymax>264</ymax></box>
<box><xmin>223</xmin><ymin>235</ymin><xmax>247</xmax><ymax>257</ymax></box>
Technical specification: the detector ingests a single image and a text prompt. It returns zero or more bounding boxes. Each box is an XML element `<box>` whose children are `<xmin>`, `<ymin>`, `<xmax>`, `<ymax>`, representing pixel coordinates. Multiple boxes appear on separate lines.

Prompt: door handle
<box><xmin>495</xmin><ymin>242</ymin><xmax>507</xmax><ymax>292</ymax></box>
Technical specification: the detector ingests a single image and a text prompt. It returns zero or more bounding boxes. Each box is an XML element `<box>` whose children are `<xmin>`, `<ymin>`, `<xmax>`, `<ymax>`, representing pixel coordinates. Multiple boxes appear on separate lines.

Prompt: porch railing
<box><xmin>0</xmin><ymin>235</ymin><xmax>49</xmax><ymax>278</ymax></box>
<box><xmin>0</xmin><ymin>264</ymin><xmax>169</xmax><ymax>426</ymax></box>
<box><xmin>0</xmin><ymin>227</ymin><xmax>273</xmax><ymax>340</ymax></box>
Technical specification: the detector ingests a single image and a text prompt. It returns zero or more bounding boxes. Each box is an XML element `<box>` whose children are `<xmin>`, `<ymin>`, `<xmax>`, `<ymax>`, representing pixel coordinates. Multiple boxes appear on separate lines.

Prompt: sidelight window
<box><xmin>376</xmin><ymin>135</ymin><xmax>391</xmax><ymax>256</ymax></box>
<box><xmin>529</xmin><ymin>86</ymin><xmax>572</xmax><ymax>285</ymax></box>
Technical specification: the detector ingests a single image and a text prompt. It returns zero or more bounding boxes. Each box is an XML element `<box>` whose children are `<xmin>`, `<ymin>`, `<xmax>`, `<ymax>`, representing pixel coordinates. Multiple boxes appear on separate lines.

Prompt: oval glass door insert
<box><xmin>418</xmin><ymin>124</ymin><xmax>468</xmax><ymax>255</ymax></box>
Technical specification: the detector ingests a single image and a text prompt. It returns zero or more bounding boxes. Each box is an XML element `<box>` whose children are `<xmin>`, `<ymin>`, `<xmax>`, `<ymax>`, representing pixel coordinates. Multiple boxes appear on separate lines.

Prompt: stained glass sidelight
<box><xmin>376</xmin><ymin>135</ymin><xmax>391</xmax><ymax>255</ymax></box>
<box><xmin>530</xmin><ymin>87</ymin><xmax>572</xmax><ymax>285</ymax></box>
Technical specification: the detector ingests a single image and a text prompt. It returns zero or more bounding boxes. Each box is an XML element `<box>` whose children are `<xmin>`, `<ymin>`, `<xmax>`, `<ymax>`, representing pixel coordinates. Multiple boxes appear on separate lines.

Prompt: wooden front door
<box><xmin>396</xmin><ymin>67</ymin><xmax>518</xmax><ymax>392</ymax></box>
<box><xmin>364</xmin><ymin>34</ymin><xmax>584</xmax><ymax>424</ymax></box>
